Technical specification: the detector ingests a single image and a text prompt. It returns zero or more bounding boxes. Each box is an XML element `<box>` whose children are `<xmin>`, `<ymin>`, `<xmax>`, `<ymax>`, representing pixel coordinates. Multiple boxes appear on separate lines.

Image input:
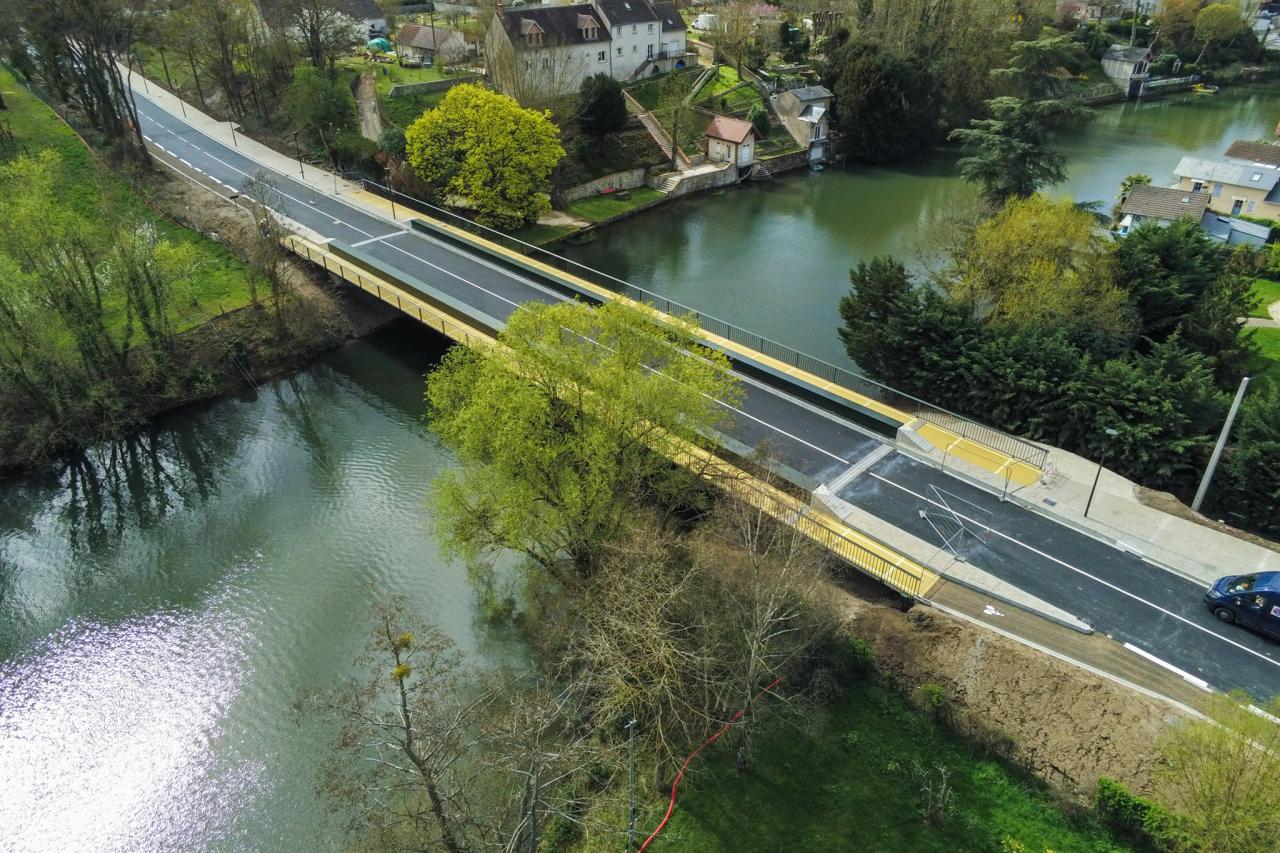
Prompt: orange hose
<box><xmin>635</xmin><ymin>676</ymin><xmax>783</xmax><ymax>852</ymax></box>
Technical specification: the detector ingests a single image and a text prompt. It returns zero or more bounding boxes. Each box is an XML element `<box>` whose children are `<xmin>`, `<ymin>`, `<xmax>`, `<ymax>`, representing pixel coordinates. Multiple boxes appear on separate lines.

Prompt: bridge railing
<box><xmin>361</xmin><ymin>179</ymin><xmax>1050</xmax><ymax>471</ymax></box>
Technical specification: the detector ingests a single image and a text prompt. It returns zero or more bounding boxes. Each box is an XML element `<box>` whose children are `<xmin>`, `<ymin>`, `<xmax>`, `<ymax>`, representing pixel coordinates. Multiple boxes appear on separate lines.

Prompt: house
<box><xmin>1225</xmin><ymin>138</ymin><xmax>1280</xmax><ymax>167</ymax></box>
<box><xmin>1173</xmin><ymin>155</ymin><xmax>1280</xmax><ymax>217</ymax></box>
<box><xmin>774</xmin><ymin>85</ymin><xmax>832</xmax><ymax>163</ymax></box>
<box><xmin>486</xmin><ymin>3</ymin><xmax>611</xmax><ymax>102</ymax></box>
<box><xmin>593</xmin><ymin>0</ymin><xmax>690</xmax><ymax>79</ymax></box>
<box><xmin>1101</xmin><ymin>44</ymin><xmax>1153</xmax><ymax>97</ymax></box>
<box><xmin>704</xmin><ymin>115</ymin><xmax>755</xmax><ymax>168</ymax></box>
<box><xmin>1199</xmin><ymin>212</ymin><xmax>1272</xmax><ymax>247</ymax></box>
<box><xmin>1115</xmin><ymin>184</ymin><xmax>1211</xmax><ymax>235</ymax></box>
<box><xmin>485</xmin><ymin>0</ymin><xmax>690</xmax><ymax>101</ymax></box>
<box><xmin>395</xmin><ymin>23</ymin><xmax>468</xmax><ymax>67</ymax></box>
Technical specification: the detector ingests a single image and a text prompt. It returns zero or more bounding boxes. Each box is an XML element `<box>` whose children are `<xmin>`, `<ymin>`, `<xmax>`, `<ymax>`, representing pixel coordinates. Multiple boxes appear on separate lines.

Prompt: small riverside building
<box><xmin>1101</xmin><ymin>44</ymin><xmax>1153</xmax><ymax>97</ymax></box>
<box><xmin>395</xmin><ymin>23</ymin><xmax>468</xmax><ymax>67</ymax></box>
<box><xmin>704</xmin><ymin>115</ymin><xmax>756</xmax><ymax>168</ymax></box>
<box><xmin>773</xmin><ymin>85</ymin><xmax>832</xmax><ymax>164</ymax></box>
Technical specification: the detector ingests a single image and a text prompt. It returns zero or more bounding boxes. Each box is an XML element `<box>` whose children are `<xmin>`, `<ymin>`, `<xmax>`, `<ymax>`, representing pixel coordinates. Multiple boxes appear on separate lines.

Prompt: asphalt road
<box><xmin>130</xmin><ymin>92</ymin><xmax>1280</xmax><ymax>700</ymax></box>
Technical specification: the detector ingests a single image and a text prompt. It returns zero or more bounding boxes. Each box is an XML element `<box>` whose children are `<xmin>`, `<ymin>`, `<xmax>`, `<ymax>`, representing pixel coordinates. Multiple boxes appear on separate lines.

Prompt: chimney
<box><xmin>497</xmin><ymin>0</ymin><xmax>505</xmax><ymax>16</ymax></box>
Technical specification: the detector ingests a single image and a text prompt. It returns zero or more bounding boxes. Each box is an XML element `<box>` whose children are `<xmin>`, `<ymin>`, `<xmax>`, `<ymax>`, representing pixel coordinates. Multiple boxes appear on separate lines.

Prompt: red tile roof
<box><xmin>704</xmin><ymin>115</ymin><xmax>754</xmax><ymax>144</ymax></box>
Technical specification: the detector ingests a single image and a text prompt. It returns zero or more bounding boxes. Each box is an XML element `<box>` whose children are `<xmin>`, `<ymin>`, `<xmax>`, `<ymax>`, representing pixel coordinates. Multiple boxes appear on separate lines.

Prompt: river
<box><xmin>2</xmin><ymin>85</ymin><xmax>1278</xmax><ymax>852</ymax></box>
<box><xmin>564</xmin><ymin>84</ymin><xmax>1280</xmax><ymax>366</ymax></box>
<box><xmin>0</xmin><ymin>323</ymin><xmax>523</xmax><ymax>852</ymax></box>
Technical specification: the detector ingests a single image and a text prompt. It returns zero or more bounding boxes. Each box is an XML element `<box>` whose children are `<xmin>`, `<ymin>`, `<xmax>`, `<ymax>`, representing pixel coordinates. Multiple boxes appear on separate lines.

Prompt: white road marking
<box><xmin>131</xmin><ymin>91</ymin><xmax>1280</xmax><ymax>683</ymax></box>
<box><xmin>983</xmin><ymin>604</ymin><xmax>1004</xmax><ymax>617</ymax></box>
<box><xmin>349</xmin><ymin>233</ymin><xmax>402</xmax><ymax>248</ymax></box>
<box><xmin>1124</xmin><ymin>643</ymin><xmax>1212</xmax><ymax>691</ymax></box>
<box><xmin>871</xmin><ymin>472</ymin><xmax>1280</xmax><ymax>670</ymax></box>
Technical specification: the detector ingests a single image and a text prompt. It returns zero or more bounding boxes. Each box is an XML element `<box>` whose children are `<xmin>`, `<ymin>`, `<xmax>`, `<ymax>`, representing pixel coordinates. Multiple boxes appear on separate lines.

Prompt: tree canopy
<box><xmin>406</xmin><ymin>84</ymin><xmax>564</xmax><ymax>229</ymax></box>
<box><xmin>949</xmin><ymin>35</ymin><xmax>1090</xmax><ymax>205</ymax></box>
<box><xmin>828</xmin><ymin>43</ymin><xmax>941</xmax><ymax>164</ymax></box>
<box><xmin>425</xmin><ymin>299</ymin><xmax>741</xmax><ymax>582</ymax></box>
<box><xmin>577</xmin><ymin>73</ymin><xmax>628</xmax><ymax>137</ymax></box>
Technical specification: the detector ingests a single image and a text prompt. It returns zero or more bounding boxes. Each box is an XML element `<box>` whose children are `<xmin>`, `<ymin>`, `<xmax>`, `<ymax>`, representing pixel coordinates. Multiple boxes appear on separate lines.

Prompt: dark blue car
<box><xmin>1204</xmin><ymin>572</ymin><xmax>1280</xmax><ymax>641</ymax></box>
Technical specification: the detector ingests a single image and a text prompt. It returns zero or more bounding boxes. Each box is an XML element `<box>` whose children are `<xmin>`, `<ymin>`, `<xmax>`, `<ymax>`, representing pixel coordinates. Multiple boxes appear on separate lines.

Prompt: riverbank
<box><xmin>0</xmin><ymin>67</ymin><xmax>398</xmax><ymax>471</ymax></box>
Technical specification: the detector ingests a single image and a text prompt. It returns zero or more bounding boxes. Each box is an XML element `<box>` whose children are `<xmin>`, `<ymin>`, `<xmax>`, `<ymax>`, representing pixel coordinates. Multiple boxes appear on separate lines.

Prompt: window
<box><xmin>811</xmin><ymin>123</ymin><xmax>822</xmax><ymax>141</ymax></box>
<box><xmin>632</xmin><ymin>25</ymin><xmax>637</xmax><ymax>33</ymax></box>
<box><xmin>1248</xmin><ymin>200</ymin><xmax>1257</xmax><ymax>212</ymax></box>
<box><xmin>633</xmin><ymin>45</ymin><xmax>638</xmax><ymax>52</ymax></box>
<box><xmin>1232</xmin><ymin>198</ymin><xmax>1245</xmax><ymax>215</ymax></box>
<box><xmin>647</xmin><ymin>43</ymin><xmax>654</xmax><ymax>58</ymax></box>
<box><xmin>615</xmin><ymin>25</ymin><xmax>621</xmax><ymax>36</ymax></box>
<box><xmin>1192</xmin><ymin>180</ymin><xmax>1204</xmax><ymax>192</ymax></box>
<box><xmin>648</xmin><ymin>23</ymin><xmax>654</xmax><ymax>32</ymax></box>
<box><xmin>542</xmin><ymin>57</ymin><xmax>550</xmax><ymax>69</ymax></box>
<box><xmin>617</xmin><ymin>46</ymin><xmax>623</xmax><ymax>55</ymax></box>
<box><xmin>598</xmin><ymin>50</ymin><xmax>606</xmax><ymax>61</ymax></box>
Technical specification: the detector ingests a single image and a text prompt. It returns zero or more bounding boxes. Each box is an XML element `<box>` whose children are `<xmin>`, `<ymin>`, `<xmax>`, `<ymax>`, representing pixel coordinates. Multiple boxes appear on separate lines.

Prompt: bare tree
<box><xmin>283</xmin><ymin>0</ymin><xmax>363</xmax><ymax>74</ymax></box>
<box><xmin>304</xmin><ymin>598</ymin><xmax>607</xmax><ymax>852</ymax></box>
<box><xmin>486</xmin><ymin>33</ymin><xmax>590</xmax><ymax>109</ymax></box>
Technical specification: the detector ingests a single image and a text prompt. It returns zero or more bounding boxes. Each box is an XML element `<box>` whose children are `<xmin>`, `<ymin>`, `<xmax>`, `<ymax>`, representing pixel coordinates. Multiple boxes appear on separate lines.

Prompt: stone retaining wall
<box><xmin>665</xmin><ymin>164</ymin><xmax>740</xmax><ymax>198</ymax></box>
<box><xmin>561</xmin><ymin>168</ymin><xmax>648</xmax><ymax>202</ymax></box>
<box><xmin>387</xmin><ymin>73</ymin><xmax>484</xmax><ymax>98</ymax></box>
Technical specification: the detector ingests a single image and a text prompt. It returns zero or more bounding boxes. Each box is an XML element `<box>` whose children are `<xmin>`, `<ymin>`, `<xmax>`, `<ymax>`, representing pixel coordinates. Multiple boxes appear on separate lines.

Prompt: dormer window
<box><xmin>520</xmin><ymin>18</ymin><xmax>544</xmax><ymax>45</ymax></box>
<box><xmin>577</xmin><ymin>13</ymin><xmax>598</xmax><ymax>39</ymax></box>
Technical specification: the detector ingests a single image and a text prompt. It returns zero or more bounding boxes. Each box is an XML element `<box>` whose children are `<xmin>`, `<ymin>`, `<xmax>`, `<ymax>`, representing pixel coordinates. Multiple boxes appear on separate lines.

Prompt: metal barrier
<box><xmin>360</xmin><ymin>180</ymin><xmax>1050</xmax><ymax>471</ymax></box>
<box><xmin>293</xmin><ymin>232</ymin><xmax>928</xmax><ymax>600</ymax></box>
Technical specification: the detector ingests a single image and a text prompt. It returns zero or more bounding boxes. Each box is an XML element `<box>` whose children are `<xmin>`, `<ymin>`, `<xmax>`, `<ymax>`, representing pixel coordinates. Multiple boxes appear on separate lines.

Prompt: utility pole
<box><xmin>1130</xmin><ymin>0</ymin><xmax>1141</xmax><ymax>46</ymax></box>
<box><xmin>1192</xmin><ymin>376</ymin><xmax>1250</xmax><ymax>512</ymax></box>
<box><xmin>626</xmin><ymin>719</ymin><xmax>638</xmax><ymax>851</ymax></box>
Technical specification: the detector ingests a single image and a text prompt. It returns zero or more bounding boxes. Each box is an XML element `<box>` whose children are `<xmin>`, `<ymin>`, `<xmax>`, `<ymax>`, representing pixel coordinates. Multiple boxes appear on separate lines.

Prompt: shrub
<box><xmin>913</xmin><ymin>682</ymin><xmax>950</xmax><ymax>721</ymax></box>
<box><xmin>377</xmin><ymin>126</ymin><xmax>407</xmax><ymax>160</ymax></box>
<box><xmin>1094</xmin><ymin>777</ymin><xmax>1167</xmax><ymax>850</ymax></box>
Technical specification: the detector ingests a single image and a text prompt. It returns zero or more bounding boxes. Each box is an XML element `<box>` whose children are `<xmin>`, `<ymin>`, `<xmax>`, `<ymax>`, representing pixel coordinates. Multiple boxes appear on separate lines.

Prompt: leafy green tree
<box><xmin>377</xmin><ymin>125</ymin><xmax>407</xmax><ymax>160</ymax></box>
<box><xmin>747</xmin><ymin>102</ymin><xmax>771</xmax><ymax>139</ymax></box>
<box><xmin>1194</xmin><ymin>2</ymin><xmax>1246</xmax><ymax>65</ymax></box>
<box><xmin>951</xmin><ymin>194</ymin><xmax>1136</xmax><ymax>353</ymax></box>
<box><xmin>282</xmin><ymin>65</ymin><xmax>356</xmax><ymax>148</ymax></box>
<box><xmin>425</xmin><ymin>300</ymin><xmax>741</xmax><ymax>581</ymax></box>
<box><xmin>1207</xmin><ymin>388</ymin><xmax>1280</xmax><ymax>535</ymax></box>
<box><xmin>828</xmin><ymin>43</ymin><xmax>941</xmax><ymax>164</ymax></box>
<box><xmin>577</xmin><ymin>73</ymin><xmax>627</xmax><ymax>137</ymax></box>
<box><xmin>1152</xmin><ymin>691</ymin><xmax>1280</xmax><ymax>853</ymax></box>
<box><xmin>405</xmin><ymin>84</ymin><xmax>564</xmax><ymax>229</ymax></box>
<box><xmin>949</xmin><ymin>34</ymin><xmax>1090</xmax><ymax>205</ymax></box>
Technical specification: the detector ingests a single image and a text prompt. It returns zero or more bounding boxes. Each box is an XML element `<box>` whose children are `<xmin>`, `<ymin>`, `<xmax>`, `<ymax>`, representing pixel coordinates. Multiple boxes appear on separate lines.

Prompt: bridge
<box><xmin>125</xmin><ymin>81</ymin><xmax>1280</xmax><ymax>701</ymax></box>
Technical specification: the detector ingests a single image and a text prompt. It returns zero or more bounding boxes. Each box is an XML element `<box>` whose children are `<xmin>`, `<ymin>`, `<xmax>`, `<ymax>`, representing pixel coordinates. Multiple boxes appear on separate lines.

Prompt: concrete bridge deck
<box><xmin>125</xmin><ymin>82</ymin><xmax>1280</xmax><ymax>700</ymax></box>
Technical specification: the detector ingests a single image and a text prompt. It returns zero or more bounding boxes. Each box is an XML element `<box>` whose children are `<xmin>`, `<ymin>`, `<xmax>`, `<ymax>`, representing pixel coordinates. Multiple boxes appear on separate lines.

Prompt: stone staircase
<box><xmin>653</xmin><ymin>172</ymin><xmax>681</xmax><ymax>193</ymax></box>
<box><xmin>624</xmin><ymin>90</ymin><xmax>693</xmax><ymax>170</ymax></box>
<box><xmin>748</xmin><ymin>161</ymin><xmax>774</xmax><ymax>181</ymax></box>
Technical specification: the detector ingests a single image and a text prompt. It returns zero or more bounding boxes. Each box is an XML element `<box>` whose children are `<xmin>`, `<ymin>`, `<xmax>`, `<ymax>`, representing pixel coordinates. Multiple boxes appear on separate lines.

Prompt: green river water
<box><xmin>2</xmin><ymin>85</ymin><xmax>1278</xmax><ymax>852</ymax></box>
<box><xmin>565</xmin><ymin>85</ymin><xmax>1280</xmax><ymax>366</ymax></box>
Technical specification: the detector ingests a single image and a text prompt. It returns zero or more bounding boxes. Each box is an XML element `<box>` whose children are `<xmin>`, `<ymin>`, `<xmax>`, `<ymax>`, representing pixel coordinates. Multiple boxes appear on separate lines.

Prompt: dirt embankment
<box><xmin>841</xmin><ymin>596</ymin><xmax>1185</xmax><ymax>802</ymax></box>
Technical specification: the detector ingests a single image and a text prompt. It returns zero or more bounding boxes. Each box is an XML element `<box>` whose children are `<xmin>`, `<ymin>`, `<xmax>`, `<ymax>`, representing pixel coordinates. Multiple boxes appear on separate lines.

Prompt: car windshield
<box><xmin>1226</xmin><ymin>575</ymin><xmax>1258</xmax><ymax>593</ymax></box>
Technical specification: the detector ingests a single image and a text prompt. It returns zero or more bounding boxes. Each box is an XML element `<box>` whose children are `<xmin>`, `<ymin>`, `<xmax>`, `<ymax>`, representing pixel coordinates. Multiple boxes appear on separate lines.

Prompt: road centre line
<box><xmin>349</xmin><ymin>233</ymin><xmax>401</xmax><ymax>248</ymax></box>
<box><xmin>869</xmin><ymin>472</ymin><xmax>1280</xmax><ymax>669</ymax></box>
<box><xmin>1124</xmin><ymin>642</ymin><xmax>1211</xmax><ymax>691</ymax></box>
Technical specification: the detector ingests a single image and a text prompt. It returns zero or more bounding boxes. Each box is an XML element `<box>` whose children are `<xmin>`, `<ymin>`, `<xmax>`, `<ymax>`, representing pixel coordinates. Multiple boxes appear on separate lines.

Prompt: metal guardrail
<box><xmin>360</xmin><ymin>180</ymin><xmax>1050</xmax><ymax>470</ymax></box>
<box><xmin>295</xmin><ymin>231</ymin><xmax>928</xmax><ymax>600</ymax></box>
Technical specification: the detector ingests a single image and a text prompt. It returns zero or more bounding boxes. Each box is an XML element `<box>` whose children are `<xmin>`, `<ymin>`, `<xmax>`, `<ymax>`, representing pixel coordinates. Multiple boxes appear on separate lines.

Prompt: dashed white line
<box><xmin>350</xmin><ymin>233</ymin><xmax>402</xmax><ymax>248</ymax></box>
<box><xmin>1124</xmin><ymin>642</ymin><xmax>1211</xmax><ymax>691</ymax></box>
<box><xmin>870</xmin><ymin>472</ymin><xmax>1280</xmax><ymax>670</ymax></box>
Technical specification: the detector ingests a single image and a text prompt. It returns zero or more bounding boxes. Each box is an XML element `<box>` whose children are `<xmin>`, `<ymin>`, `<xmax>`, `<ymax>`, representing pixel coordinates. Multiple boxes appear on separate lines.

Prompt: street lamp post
<box><xmin>157</xmin><ymin>48</ymin><xmax>187</xmax><ymax>118</ymax></box>
<box><xmin>1084</xmin><ymin>427</ymin><xmax>1120</xmax><ymax>519</ymax></box>
<box><xmin>1192</xmin><ymin>375</ymin><xmax>1250</xmax><ymax>512</ymax></box>
<box><xmin>291</xmin><ymin>132</ymin><xmax>306</xmax><ymax>178</ymax></box>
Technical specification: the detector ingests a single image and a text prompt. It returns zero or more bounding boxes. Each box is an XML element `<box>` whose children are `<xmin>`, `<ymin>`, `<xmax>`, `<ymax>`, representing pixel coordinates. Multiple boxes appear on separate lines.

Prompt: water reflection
<box><xmin>0</xmin><ymin>325</ymin><xmax>515</xmax><ymax>851</ymax></box>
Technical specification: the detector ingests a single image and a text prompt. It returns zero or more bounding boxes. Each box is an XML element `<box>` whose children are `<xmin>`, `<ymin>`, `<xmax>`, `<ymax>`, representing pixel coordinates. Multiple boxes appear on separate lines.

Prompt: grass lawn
<box><xmin>564</xmin><ymin>187</ymin><xmax>665</xmax><ymax>223</ymax></box>
<box><xmin>1249</xmin><ymin>277</ymin><xmax>1280</xmax><ymax>319</ymax></box>
<box><xmin>649</xmin><ymin>683</ymin><xmax>1131</xmax><ymax>853</ymax></box>
<box><xmin>1246</xmin><ymin>326</ymin><xmax>1280</xmax><ymax>390</ymax></box>
<box><xmin>702</xmin><ymin>65</ymin><xmax>742</xmax><ymax>98</ymax></box>
<box><xmin>0</xmin><ymin>66</ymin><xmax>255</xmax><ymax>336</ymax></box>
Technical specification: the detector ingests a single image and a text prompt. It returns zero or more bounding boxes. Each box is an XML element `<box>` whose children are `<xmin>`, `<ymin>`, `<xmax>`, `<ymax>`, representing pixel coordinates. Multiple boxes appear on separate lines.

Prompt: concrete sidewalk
<box><xmin>125</xmin><ymin>62</ymin><xmax>1279</xmax><ymax>599</ymax></box>
<box><xmin>903</xmin><ymin>436</ymin><xmax>1279</xmax><ymax>588</ymax></box>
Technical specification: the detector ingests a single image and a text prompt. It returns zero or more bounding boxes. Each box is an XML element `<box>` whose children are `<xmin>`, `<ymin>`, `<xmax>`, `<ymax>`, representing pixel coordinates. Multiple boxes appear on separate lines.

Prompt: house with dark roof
<box><xmin>395</xmin><ymin>23</ymin><xmax>468</xmax><ymax>67</ymax></box>
<box><xmin>1173</xmin><ymin>155</ymin><xmax>1280</xmax><ymax>217</ymax></box>
<box><xmin>485</xmin><ymin>0</ymin><xmax>690</xmax><ymax>101</ymax></box>
<box><xmin>773</xmin><ymin>85</ymin><xmax>832</xmax><ymax>163</ymax></box>
<box><xmin>1101</xmin><ymin>43</ymin><xmax>1152</xmax><ymax>95</ymax></box>
<box><xmin>1115</xmin><ymin>184</ymin><xmax>1211</xmax><ymax>235</ymax></box>
<box><xmin>1225</xmin><ymin>139</ymin><xmax>1280</xmax><ymax>168</ymax></box>
<box><xmin>704</xmin><ymin>115</ymin><xmax>755</xmax><ymax>168</ymax></box>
